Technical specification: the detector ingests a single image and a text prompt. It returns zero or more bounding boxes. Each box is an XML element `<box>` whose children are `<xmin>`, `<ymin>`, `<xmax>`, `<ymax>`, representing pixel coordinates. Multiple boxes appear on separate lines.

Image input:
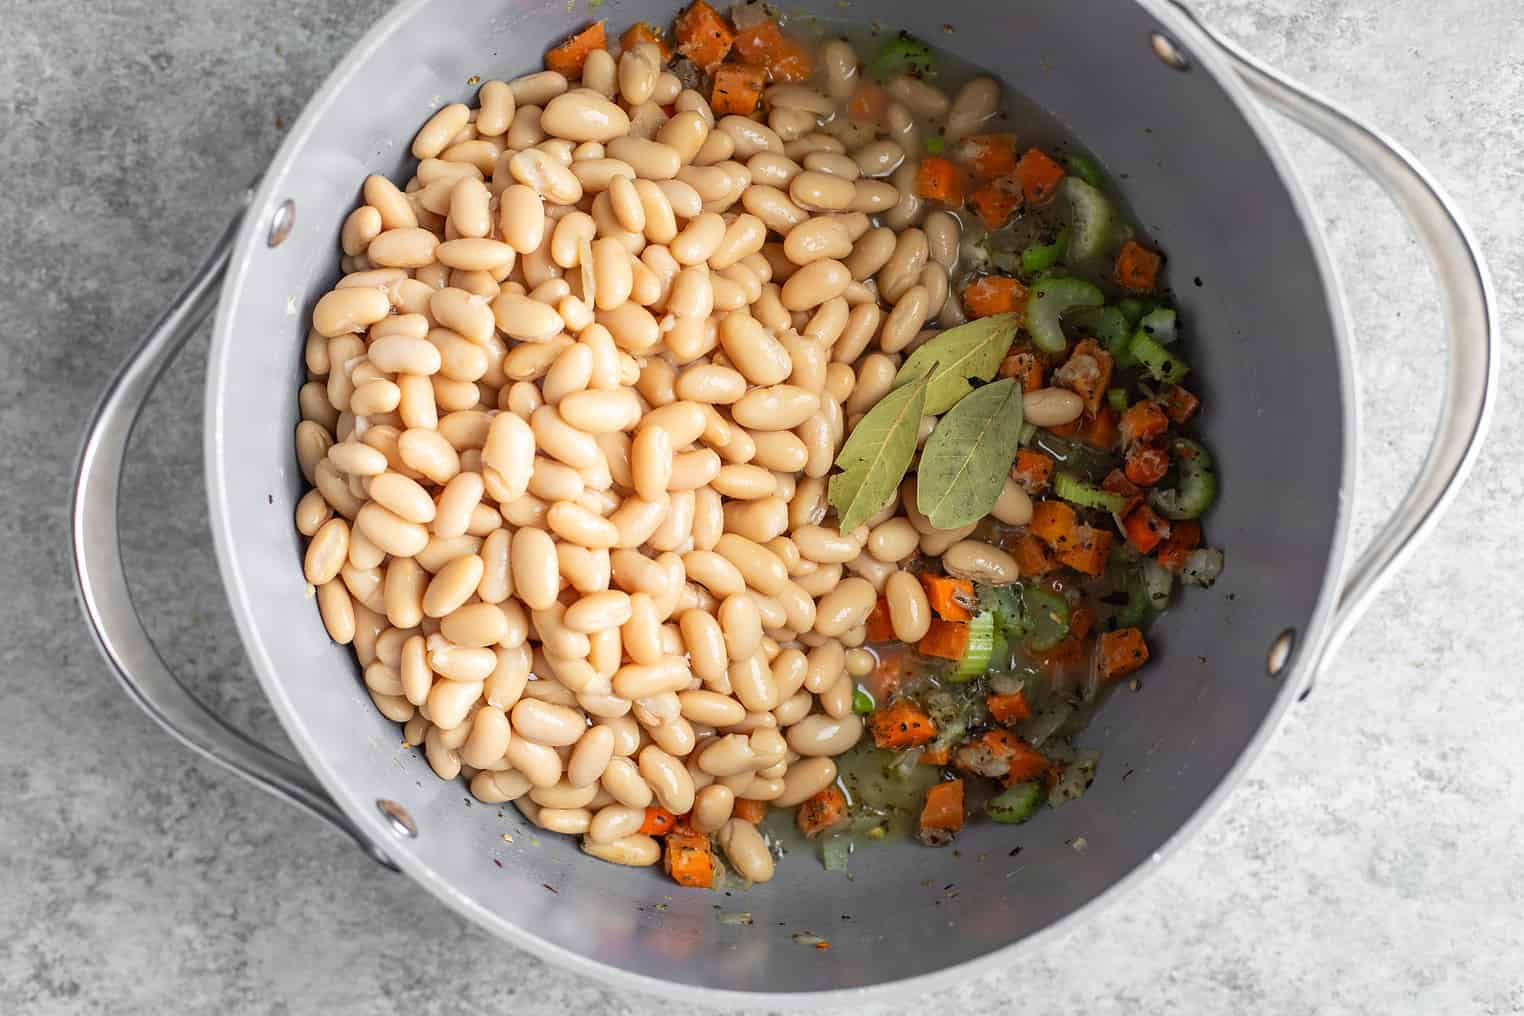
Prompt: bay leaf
<box><xmin>828</xmin><ymin>368</ymin><xmax>933</xmax><ymax>533</ymax></box>
<box><xmin>894</xmin><ymin>312</ymin><xmax>1020</xmax><ymax>415</ymax></box>
<box><xmin>916</xmin><ymin>377</ymin><xmax>1026</xmax><ymax>529</ymax></box>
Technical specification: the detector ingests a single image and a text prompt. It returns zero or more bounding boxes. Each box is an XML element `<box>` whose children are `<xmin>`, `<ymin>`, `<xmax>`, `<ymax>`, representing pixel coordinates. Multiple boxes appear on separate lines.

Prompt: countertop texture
<box><xmin>3</xmin><ymin>0</ymin><xmax>1520</xmax><ymax>1012</ymax></box>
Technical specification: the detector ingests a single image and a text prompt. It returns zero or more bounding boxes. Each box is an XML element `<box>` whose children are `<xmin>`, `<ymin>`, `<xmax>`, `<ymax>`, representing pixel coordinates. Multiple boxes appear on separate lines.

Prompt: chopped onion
<box><xmin>1048</xmin><ymin>751</ymin><xmax>1098</xmax><ymax>805</ymax></box>
<box><xmin>729</xmin><ymin>0</ymin><xmax>774</xmax><ymax>30</ymax></box>
<box><xmin>1141</xmin><ymin>557</ymin><xmax>1174</xmax><ymax>609</ymax></box>
<box><xmin>989</xmin><ymin>671</ymin><xmax>1026</xmax><ymax>695</ymax></box>
<box><xmin>887</xmin><ymin>747</ymin><xmax>923</xmax><ymax>781</ymax></box>
<box><xmin>821</xmin><ymin>833</ymin><xmax>851</xmax><ymax>872</ymax></box>
<box><xmin>1181</xmin><ymin>547</ymin><xmax>1225</xmax><ymax>587</ymax></box>
<box><xmin>1018</xmin><ymin>702</ymin><xmax>1073</xmax><ymax>747</ymax></box>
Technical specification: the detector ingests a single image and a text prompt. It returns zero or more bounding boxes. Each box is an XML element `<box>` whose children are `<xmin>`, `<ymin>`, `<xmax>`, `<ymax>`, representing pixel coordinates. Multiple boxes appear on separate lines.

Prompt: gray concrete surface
<box><xmin>2</xmin><ymin>0</ymin><xmax>1520</xmax><ymax>1012</ymax></box>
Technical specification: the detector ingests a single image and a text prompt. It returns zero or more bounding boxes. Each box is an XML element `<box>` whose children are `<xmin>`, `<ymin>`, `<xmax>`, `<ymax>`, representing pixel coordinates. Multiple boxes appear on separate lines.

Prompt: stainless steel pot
<box><xmin>71</xmin><ymin>0</ymin><xmax>1496</xmax><ymax>1004</ymax></box>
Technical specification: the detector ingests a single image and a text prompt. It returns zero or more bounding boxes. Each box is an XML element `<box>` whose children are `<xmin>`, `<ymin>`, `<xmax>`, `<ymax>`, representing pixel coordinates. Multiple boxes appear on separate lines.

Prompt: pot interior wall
<box><xmin>209</xmin><ymin>0</ymin><xmax>1344</xmax><ymax>994</ymax></box>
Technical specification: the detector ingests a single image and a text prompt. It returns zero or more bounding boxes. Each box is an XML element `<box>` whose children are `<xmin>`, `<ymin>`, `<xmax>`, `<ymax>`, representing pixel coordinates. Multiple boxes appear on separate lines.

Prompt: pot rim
<box><xmin>204</xmin><ymin>0</ymin><xmax>1356</xmax><ymax>1004</ymax></box>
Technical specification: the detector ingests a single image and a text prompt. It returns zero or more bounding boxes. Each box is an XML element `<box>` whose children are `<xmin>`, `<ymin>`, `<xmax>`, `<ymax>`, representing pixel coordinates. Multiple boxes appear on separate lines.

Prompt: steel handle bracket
<box><xmin>69</xmin><ymin>194</ymin><xmax>395</xmax><ymax>869</ymax></box>
<box><xmin>1168</xmin><ymin>4</ymin><xmax>1498</xmax><ymax>688</ymax></box>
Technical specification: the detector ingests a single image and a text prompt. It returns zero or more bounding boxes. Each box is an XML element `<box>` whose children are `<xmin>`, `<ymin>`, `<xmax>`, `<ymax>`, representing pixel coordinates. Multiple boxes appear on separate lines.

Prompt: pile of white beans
<box><xmin>294</xmin><ymin>29</ymin><xmax>1061</xmax><ymax>883</ymax></box>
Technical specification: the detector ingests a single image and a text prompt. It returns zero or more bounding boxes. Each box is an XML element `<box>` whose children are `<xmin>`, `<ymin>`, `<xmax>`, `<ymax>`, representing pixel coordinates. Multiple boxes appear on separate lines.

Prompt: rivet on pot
<box><xmin>377</xmin><ymin>798</ymin><xmax>418</xmax><ymax>838</ymax></box>
<box><xmin>1150</xmin><ymin>31</ymin><xmax>1191</xmax><ymax>71</ymax></box>
<box><xmin>1267</xmin><ymin>628</ymin><xmax>1295</xmax><ymax>678</ymax></box>
<box><xmin>268</xmin><ymin>198</ymin><xmax>296</xmax><ymax>247</ymax></box>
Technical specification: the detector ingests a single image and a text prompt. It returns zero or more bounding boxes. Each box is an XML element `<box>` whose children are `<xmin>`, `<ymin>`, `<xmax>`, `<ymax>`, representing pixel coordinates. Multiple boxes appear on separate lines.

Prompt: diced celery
<box><xmin>1149</xmin><ymin>439</ymin><xmax>1218</xmax><ymax>519</ymax></box>
<box><xmin>986</xmin><ymin>781</ymin><xmax>1043</xmax><ymax>823</ymax></box>
<box><xmin>1116</xmin><ymin>297</ymin><xmax>1155</xmax><ymax>326</ymax></box>
<box><xmin>1061</xmin><ymin>176</ymin><xmax>1113</xmax><ymax>262</ymax></box>
<box><xmin>1054</xmin><ymin>471</ymin><xmax>1127</xmax><ymax>513</ymax></box>
<box><xmin>948</xmin><ymin>611</ymin><xmax>996</xmax><ymax>681</ymax></box>
<box><xmin>1025</xmin><ymin>276</ymin><xmax>1103</xmax><ymax>353</ymax></box>
<box><xmin>1129</xmin><ymin>330</ymin><xmax>1190</xmax><ymax>384</ymax></box>
<box><xmin>1064</xmin><ymin>152</ymin><xmax>1106</xmax><ymax>189</ymax></box>
<box><xmin>871</xmin><ymin>33</ymin><xmax>937</xmax><ymax>80</ymax></box>
<box><xmin>1022</xmin><ymin>587</ymin><xmax>1070</xmax><ymax>651</ymax></box>
<box><xmin>1020</xmin><ymin>227</ymin><xmax>1068</xmax><ymax>275</ymax></box>
<box><xmin>1073</xmin><ymin>306</ymin><xmax>1133</xmax><ymax>367</ymax></box>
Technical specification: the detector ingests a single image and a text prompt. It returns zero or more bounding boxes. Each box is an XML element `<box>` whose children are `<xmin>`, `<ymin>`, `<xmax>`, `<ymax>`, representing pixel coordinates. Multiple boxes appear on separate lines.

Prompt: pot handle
<box><xmin>1171</xmin><ymin>5</ymin><xmax>1499</xmax><ymax>691</ymax></box>
<box><xmin>69</xmin><ymin>196</ymin><xmax>396</xmax><ymax>870</ymax></box>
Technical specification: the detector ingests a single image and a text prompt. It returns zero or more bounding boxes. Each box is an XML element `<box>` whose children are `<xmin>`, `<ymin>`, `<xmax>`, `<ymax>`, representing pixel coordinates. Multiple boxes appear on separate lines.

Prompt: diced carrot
<box><xmin>918</xmin><ymin>618</ymin><xmax>970</xmax><ymax>661</ymax></box>
<box><xmin>1161</xmin><ymin>384</ymin><xmax>1201</xmax><ymax>424</ymax></box>
<box><xmin>1011</xmin><ymin>531</ymin><xmax>1056</xmax><ymax>575</ymax></box>
<box><xmin>1124</xmin><ymin>441</ymin><xmax>1170</xmax><ymax>487</ymax></box>
<box><xmin>1004</xmin><ymin>739</ymin><xmax>1049</xmax><ymax>784</ymax></box>
<box><xmin>957</xmin><ymin>731</ymin><xmax>1054</xmax><ymax>785</ymax></box>
<box><xmin>1042</xmin><ymin>759</ymin><xmax>1068</xmax><ymax>790</ymax></box>
<box><xmin>1058</xmin><ymin>524</ymin><xmax>1112</xmax><ymax>576</ymax></box>
<box><xmin>868</xmin><ymin>699</ymin><xmax>938</xmax><ymax>749</ymax></box>
<box><xmin>961</xmin><ymin>133</ymin><xmax>1019</xmax><ymax>180</ymax></box>
<box><xmin>1098</xmin><ymin>627</ymin><xmax>1150</xmax><ymax>682</ymax></box>
<box><xmin>919</xmin><ymin>745</ymin><xmax>951</xmax><ymax>766</ymax></box>
<box><xmin>1101</xmin><ymin>468</ymin><xmax>1141</xmax><ymax>496</ymax></box>
<box><xmin>968</xmin><ymin>176</ymin><xmax>1023</xmax><ymax>229</ymax></box>
<box><xmin>732</xmin><ymin>20</ymin><xmax>783</xmax><ymax>63</ymax></box>
<box><xmin>663</xmin><ymin>830</ymin><xmax>716</xmax><ymax>887</ymax></box>
<box><xmin>1101</xmin><ymin>468</ymin><xmax>1143</xmax><ymax>517</ymax></box>
<box><xmin>545</xmin><ymin>21</ymin><xmax>607</xmax><ymax>77</ymax></box>
<box><xmin>999</xmin><ymin>348</ymin><xmax>1045</xmax><ymax>391</ymax></box>
<box><xmin>711</xmin><ymin>64</ymin><xmax>766</xmax><ymax>115</ymax></box>
<box><xmin>1089</xmin><ymin>411</ymin><xmax>1131</xmax><ymax>448</ymax></box>
<box><xmin>914</xmin><ymin>156</ymin><xmax>965</xmax><ymax>205</ymax></box>
<box><xmin>953</xmin><ymin>730</ymin><xmax>1008</xmax><ymax>777</ymax></box>
<box><xmin>919</xmin><ymin>574</ymin><xmax>974</xmax><ymax>622</ymax></box>
<box><xmin>732</xmin><ymin>799</ymin><xmax>769</xmax><ymax>823</ymax></box>
<box><xmin>639</xmin><ymin>805</ymin><xmax>678</xmax><ymax>836</ymax></box>
<box><xmin>1155</xmin><ymin>519</ymin><xmax>1202</xmax><ymax>572</ymax></box>
<box><xmin>796</xmin><ymin>786</ymin><xmax>848</xmax><ymax>838</ymax></box>
<box><xmin>733</xmin><ymin>21</ymin><xmax>812</xmax><ymax>82</ymax></box>
<box><xmin>1046</xmin><ymin>417</ymin><xmax>1081</xmax><ymax>438</ymax></box>
<box><xmin>865</xmin><ymin>597</ymin><xmax>896</xmax><ymax>641</ymax></box>
<box><xmin>1075</xmin><ymin>405</ymin><xmax>1118</xmax><ymax>451</ymax></box>
<box><xmin>1119</xmin><ymin>400</ymin><xmax>1170</xmax><ymax>447</ymax></box>
<box><xmin>674</xmin><ymin>0</ymin><xmax>735</xmax><ymax>69</ymax></box>
<box><xmin>769</xmin><ymin>38</ymin><xmax>814</xmax><ymax>83</ymax></box>
<box><xmin>1035</xmin><ymin>633</ymin><xmax>1085</xmax><ymax>669</ymax></box>
<box><xmin>1115</xmin><ymin>240</ymin><xmax>1162</xmax><ymax>292</ymax></box>
<box><xmin>987</xmin><ymin>690</ymin><xmax>1032</xmax><ymax>725</ymax></box>
<box><xmin>1122</xmin><ymin>503</ymin><xmax>1170</xmax><ymax>555</ymax></box>
<box><xmin>955</xmin><ymin>730</ymin><xmax>1046</xmax><ymax>784</ymax></box>
<box><xmin>1054</xmin><ymin>339</ymin><xmax>1113</xmax><ymax>415</ymax></box>
<box><xmin>619</xmin><ymin>22</ymin><xmax>672</xmax><ymax>63</ymax></box>
<box><xmin>847</xmin><ymin>81</ymin><xmax>888</xmax><ymax>123</ymax></box>
<box><xmin>872</xmin><ymin>649</ymin><xmax>906</xmax><ymax>698</ymax></box>
<box><xmin>962</xmin><ymin>275</ymin><xmax>1027</xmax><ymax>319</ymax></box>
<box><xmin>1029</xmin><ymin>500</ymin><xmax>1078</xmax><ymax>549</ymax></box>
<box><xmin>1015</xmin><ymin>148</ymin><xmax>1066</xmax><ymax>205</ymax></box>
<box><xmin>1012</xmin><ymin>448</ymin><xmax>1055</xmax><ymax>494</ymax></box>
<box><xmin>1036</xmin><ymin>607</ymin><xmax>1090</xmax><ymax>670</ymax></box>
<box><xmin>918</xmin><ymin>779</ymin><xmax>965</xmax><ymax>841</ymax></box>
